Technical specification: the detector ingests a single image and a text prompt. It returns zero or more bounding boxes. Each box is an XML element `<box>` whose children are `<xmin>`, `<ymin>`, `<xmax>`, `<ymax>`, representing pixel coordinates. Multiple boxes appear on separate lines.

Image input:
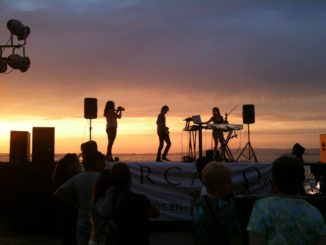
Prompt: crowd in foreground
<box><xmin>52</xmin><ymin>140</ymin><xmax>326</xmax><ymax>245</ymax></box>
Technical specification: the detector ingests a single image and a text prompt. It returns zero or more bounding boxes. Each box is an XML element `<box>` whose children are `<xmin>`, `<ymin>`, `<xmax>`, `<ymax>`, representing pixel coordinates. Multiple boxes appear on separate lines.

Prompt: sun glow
<box><xmin>0</xmin><ymin>114</ymin><xmax>323</xmax><ymax>155</ymax></box>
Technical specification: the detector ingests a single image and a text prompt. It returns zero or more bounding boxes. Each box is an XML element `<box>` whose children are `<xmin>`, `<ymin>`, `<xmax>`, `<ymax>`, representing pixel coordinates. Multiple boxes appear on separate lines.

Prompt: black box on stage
<box><xmin>32</xmin><ymin>127</ymin><xmax>55</xmax><ymax>163</ymax></box>
<box><xmin>9</xmin><ymin>131</ymin><xmax>30</xmax><ymax>163</ymax></box>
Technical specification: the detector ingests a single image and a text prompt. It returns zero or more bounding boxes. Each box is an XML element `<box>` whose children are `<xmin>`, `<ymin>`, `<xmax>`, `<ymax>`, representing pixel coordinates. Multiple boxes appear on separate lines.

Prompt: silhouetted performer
<box><xmin>156</xmin><ymin>105</ymin><xmax>171</xmax><ymax>162</ymax></box>
<box><xmin>104</xmin><ymin>101</ymin><xmax>123</xmax><ymax>162</ymax></box>
<box><xmin>203</xmin><ymin>107</ymin><xmax>226</xmax><ymax>155</ymax></box>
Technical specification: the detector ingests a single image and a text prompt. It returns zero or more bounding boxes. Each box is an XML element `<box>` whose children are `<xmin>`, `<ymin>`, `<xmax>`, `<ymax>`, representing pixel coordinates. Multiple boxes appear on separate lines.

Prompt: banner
<box><xmin>108</xmin><ymin>162</ymin><xmax>272</xmax><ymax>221</ymax></box>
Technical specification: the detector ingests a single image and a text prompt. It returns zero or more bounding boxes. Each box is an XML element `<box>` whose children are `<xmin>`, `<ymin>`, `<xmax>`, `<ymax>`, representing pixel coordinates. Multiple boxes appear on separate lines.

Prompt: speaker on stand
<box><xmin>84</xmin><ymin>98</ymin><xmax>97</xmax><ymax>141</ymax></box>
<box><xmin>236</xmin><ymin>104</ymin><xmax>258</xmax><ymax>162</ymax></box>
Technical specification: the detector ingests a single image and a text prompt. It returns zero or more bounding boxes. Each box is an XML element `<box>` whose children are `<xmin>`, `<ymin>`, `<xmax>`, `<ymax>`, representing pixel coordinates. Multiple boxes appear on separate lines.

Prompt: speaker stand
<box><xmin>236</xmin><ymin>124</ymin><xmax>258</xmax><ymax>162</ymax></box>
<box><xmin>88</xmin><ymin>119</ymin><xmax>93</xmax><ymax>141</ymax></box>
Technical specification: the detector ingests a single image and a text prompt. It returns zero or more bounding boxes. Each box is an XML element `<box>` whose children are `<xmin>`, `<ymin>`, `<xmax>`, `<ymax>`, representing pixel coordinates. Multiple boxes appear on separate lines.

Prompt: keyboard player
<box><xmin>202</xmin><ymin>107</ymin><xmax>228</xmax><ymax>157</ymax></box>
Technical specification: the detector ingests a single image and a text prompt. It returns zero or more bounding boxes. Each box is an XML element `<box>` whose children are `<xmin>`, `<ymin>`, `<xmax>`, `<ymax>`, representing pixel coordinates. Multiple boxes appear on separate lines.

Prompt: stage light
<box><xmin>7</xmin><ymin>19</ymin><xmax>30</xmax><ymax>41</ymax></box>
<box><xmin>0</xmin><ymin>58</ymin><xmax>8</xmax><ymax>73</ymax></box>
<box><xmin>7</xmin><ymin>54</ymin><xmax>30</xmax><ymax>72</ymax></box>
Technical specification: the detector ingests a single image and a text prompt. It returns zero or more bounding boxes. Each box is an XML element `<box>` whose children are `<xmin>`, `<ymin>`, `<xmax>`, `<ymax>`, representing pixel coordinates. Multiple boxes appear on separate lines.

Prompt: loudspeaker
<box><xmin>32</xmin><ymin>127</ymin><xmax>55</xmax><ymax>163</ymax></box>
<box><xmin>84</xmin><ymin>97</ymin><xmax>97</xmax><ymax>119</ymax></box>
<box><xmin>10</xmin><ymin>131</ymin><xmax>30</xmax><ymax>163</ymax></box>
<box><xmin>243</xmin><ymin>104</ymin><xmax>255</xmax><ymax>124</ymax></box>
<box><xmin>320</xmin><ymin>134</ymin><xmax>326</xmax><ymax>163</ymax></box>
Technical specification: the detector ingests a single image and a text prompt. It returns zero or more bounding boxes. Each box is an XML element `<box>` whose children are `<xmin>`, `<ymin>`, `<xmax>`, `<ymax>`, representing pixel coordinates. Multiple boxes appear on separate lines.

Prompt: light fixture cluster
<box><xmin>0</xmin><ymin>19</ymin><xmax>31</xmax><ymax>73</ymax></box>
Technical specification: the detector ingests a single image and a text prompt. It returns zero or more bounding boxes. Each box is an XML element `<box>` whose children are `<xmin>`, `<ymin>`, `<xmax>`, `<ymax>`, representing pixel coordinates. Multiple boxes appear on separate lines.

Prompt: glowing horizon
<box><xmin>0</xmin><ymin>113</ymin><xmax>324</xmax><ymax>155</ymax></box>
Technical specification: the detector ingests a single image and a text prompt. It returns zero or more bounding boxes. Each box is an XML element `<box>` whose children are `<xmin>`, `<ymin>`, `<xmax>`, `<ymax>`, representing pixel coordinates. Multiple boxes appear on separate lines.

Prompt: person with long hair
<box><xmin>54</xmin><ymin>151</ymin><xmax>106</xmax><ymax>245</ymax></box>
<box><xmin>89</xmin><ymin>170</ymin><xmax>113</xmax><ymax>245</ymax></box>
<box><xmin>104</xmin><ymin>100</ymin><xmax>123</xmax><ymax>162</ymax></box>
<box><xmin>203</xmin><ymin>107</ymin><xmax>226</xmax><ymax>159</ymax></box>
<box><xmin>89</xmin><ymin>163</ymin><xmax>159</xmax><ymax>245</ymax></box>
<box><xmin>52</xmin><ymin>153</ymin><xmax>81</xmax><ymax>245</ymax></box>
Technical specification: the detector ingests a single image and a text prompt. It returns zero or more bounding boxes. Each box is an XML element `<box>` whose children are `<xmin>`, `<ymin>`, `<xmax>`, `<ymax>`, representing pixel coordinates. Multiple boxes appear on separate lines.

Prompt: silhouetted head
<box><xmin>83</xmin><ymin>151</ymin><xmax>106</xmax><ymax>172</ymax></box>
<box><xmin>201</xmin><ymin>161</ymin><xmax>233</xmax><ymax>197</ymax></box>
<box><xmin>161</xmin><ymin>105</ymin><xmax>169</xmax><ymax>114</ymax></box>
<box><xmin>81</xmin><ymin>140</ymin><xmax>98</xmax><ymax>156</ymax></box>
<box><xmin>52</xmin><ymin>153</ymin><xmax>80</xmax><ymax>188</ymax></box>
<box><xmin>111</xmin><ymin>162</ymin><xmax>132</xmax><ymax>191</ymax></box>
<box><xmin>291</xmin><ymin>143</ymin><xmax>305</xmax><ymax>162</ymax></box>
<box><xmin>272</xmin><ymin>155</ymin><xmax>305</xmax><ymax>195</ymax></box>
<box><xmin>104</xmin><ymin>100</ymin><xmax>115</xmax><ymax>116</ymax></box>
<box><xmin>80</xmin><ymin>140</ymin><xmax>98</xmax><ymax>169</ymax></box>
<box><xmin>212</xmin><ymin>107</ymin><xmax>220</xmax><ymax>116</ymax></box>
<box><xmin>59</xmin><ymin>153</ymin><xmax>79</xmax><ymax>168</ymax></box>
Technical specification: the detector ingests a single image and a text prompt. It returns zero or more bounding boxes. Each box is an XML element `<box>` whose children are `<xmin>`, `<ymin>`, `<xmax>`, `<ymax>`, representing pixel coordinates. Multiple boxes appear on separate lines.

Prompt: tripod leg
<box><xmin>248</xmin><ymin>142</ymin><xmax>258</xmax><ymax>162</ymax></box>
<box><xmin>236</xmin><ymin>142</ymin><xmax>250</xmax><ymax>161</ymax></box>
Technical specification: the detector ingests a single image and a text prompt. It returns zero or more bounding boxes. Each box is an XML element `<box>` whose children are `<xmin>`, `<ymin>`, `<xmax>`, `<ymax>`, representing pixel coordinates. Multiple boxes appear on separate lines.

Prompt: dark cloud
<box><xmin>1</xmin><ymin>0</ymin><xmax>326</xmax><ymax>117</ymax></box>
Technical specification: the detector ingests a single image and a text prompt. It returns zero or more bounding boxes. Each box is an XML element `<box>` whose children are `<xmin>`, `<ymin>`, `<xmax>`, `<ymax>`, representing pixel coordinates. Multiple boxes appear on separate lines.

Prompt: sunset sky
<box><xmin>1</xmin><ymin>0</ymin><xmax>326</xmax><ymax>156</ymax></box>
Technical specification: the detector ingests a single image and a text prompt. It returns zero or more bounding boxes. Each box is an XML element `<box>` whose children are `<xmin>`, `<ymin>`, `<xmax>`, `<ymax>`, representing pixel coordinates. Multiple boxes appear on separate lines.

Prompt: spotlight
<box><xmin>0</xmin><ymin>58</ymin><xmax>8</xmax><ymax>73</ymax></box>
<box><xmin>7</xmin><ymin>19</ymin><xmax>30</xmax><ymax>41</ymax></box>
<box><xmin>7</xmin><ymin>54</ymin><xmax>30</xmax><ymax>72</ymax></box>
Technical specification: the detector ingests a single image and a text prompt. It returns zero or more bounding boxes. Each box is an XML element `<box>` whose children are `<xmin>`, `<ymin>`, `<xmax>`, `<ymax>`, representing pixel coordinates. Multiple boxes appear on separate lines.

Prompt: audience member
<box><xmin>90</xmin><ymin>162</ymin><xmax>160</xmax><ymax>245</ymax></box>
<box><xmin>192</xmin><ymin>161</ymin><xmax>242</xmax><ymax>245</ymax></box>
<box><xmin>247</xmin><ymin>155</ymin><xmax>326</xmax><ymax>245</ymax></box>
<box><xmin>292</xmin><ymin>142</ymin><xmax>305</xmax><ymax>163</ymax></box>
<box><xmin>89</xmin><ymin>170</ymin><xmax>113</xmax><ymax>245</ymax></box>
<box><xmin>52</xmin><ymin>153</ymin><xmax>82</xmax><ymax>189</ymax></box>
<box><xmin>52</xmin><ymin>153</ymin><xmax>81</xmax><ymax>245</ymax></box>
<box><xmin>80</xmin><ymin>140</ymin><xmax>98</xmax><ymax>171</ymax></box>
<box><xmin>54</xmin><ymin>151</ymin><xmax>106</xmax><ymax>245</ymax></box>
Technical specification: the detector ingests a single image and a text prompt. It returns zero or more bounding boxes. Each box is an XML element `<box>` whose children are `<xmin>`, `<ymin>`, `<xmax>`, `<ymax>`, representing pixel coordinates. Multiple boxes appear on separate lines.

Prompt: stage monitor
<box><xmin>10</xmin><ymin>131</ymin><xmax>30</xmax><ymax>163</ymax></box>
<box><xmin>32</xmin><ymin>127</ymin><xmax>55</xmax><ymax>163</ymax></box>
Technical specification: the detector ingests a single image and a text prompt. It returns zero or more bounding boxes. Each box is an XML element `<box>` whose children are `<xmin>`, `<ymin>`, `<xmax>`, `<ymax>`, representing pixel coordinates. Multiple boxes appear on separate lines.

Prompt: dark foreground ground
<box><xmin>1</xmin><ymin>162</ymin><xmax>326</xmax><ymax>245</ymax></box>
<box><xmin>0</xmin><ymin>232</ymin><xmax>195</xmax><ymax>245</ymax></box>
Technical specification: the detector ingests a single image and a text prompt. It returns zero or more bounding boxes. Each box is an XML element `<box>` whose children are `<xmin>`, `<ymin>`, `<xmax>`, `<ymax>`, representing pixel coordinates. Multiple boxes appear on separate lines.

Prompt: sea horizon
<box><xmin>0</xmin><ymin>147</ymin><xmax>321</xmax><ymax>164</ymax></box>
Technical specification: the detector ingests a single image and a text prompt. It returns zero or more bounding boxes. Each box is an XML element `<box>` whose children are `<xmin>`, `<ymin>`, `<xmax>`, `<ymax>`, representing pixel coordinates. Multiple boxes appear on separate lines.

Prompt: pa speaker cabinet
<box><xmin>32</xmin><ymin>127</ymin><xmax>55</xmax><ymax>163</ymax></box>
<box><xmin>9</xmin><ymin>131</ymin><xmax>30</xmax><ymax>163</ymax></box>
<box><xmin>84</xmin><ymin>97</ymin><xmax>97</xmax><ymax>119</ymax></box>
<box><xmin>320</xmin><ymin>134</ymin><xmax>326</xmax><ymax>163</ymax></box>
<box><xmin>243</xmin><ymin>104</ymin><xmax>255</xmax><ymax>124</ymax></box>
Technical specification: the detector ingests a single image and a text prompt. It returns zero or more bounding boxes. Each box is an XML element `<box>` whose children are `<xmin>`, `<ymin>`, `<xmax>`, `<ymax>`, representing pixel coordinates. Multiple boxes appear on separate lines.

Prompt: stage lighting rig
<box><xmin>7</xmin><ymin>19</ymin><xmax>30</xmax><ymax>41</ymax></box>
<box><xmin>0</xmin><ymin>19</ymin><xmax>31</xmax><ymax>73</ymax></box>
<box><xmin>0</xmin><ymin>58</ymin><xmax>7</xmax><ymax>73</ymax></box>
